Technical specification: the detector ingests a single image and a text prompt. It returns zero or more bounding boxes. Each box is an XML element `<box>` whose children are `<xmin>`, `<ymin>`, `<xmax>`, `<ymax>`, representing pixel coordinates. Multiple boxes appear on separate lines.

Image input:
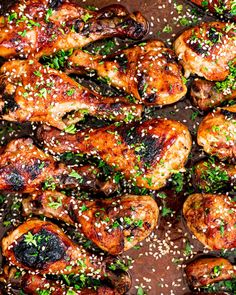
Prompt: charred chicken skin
<box><xmin>186</xmin><ymin>257</ymin><xmax>236</xmax><ymax>289</ymax></box>
<box><xmin>189</xmin><ymin>0</ymin><xmax>236</xmax><ymax>21</ymax></box>
<box><xmin>2</xmin><ymin>219</ymin><xmax>101</xmax><ymax>275</ymax></box>
<box><xmin>183</xmin><ymin>193</ymin><xmax>236</xmax><ymax>250</ymax></box>
<box><xmin>67</xmin><ymin>40</ymin><xmax>187</xmax><ymax>106</ymax></box>
<box><xmin>0</xmin><ymin>0</ymin><xmax>148</xmax><ymax>59</ymax></box>
<box><xmin>193</xmin><ymin>158</ymin><xmax>236</xmax><ymax>193</ymax></box>
<box><xmin>174</xmin><ymin>22</ymin><xmax>236</xmax><ymax>81</ymax></box>
<box><xmin>22</xmin><ymin>191</ymin><xmax>159</xmax><ymax>255</ymax></box>
<box><xmin>191</xmin><ymin>78</ymin><xmax>236</xmax><ymax>111</ymax></box>
<box><xmin>37</xmin><ymin>118</ymin><xmax>192</xmax><ymax>190</ymax></box>
<box><xmin>0</xmin><ymin>59</ymin><xmax>142</xmax><ymax>130</ymax></box>
<box><xmin>0</xmin><ymin>138</ymin><xmax>117</xmax><ymax>194</ymax></box>
<box><xmin>197</xmin><ymin>106</ymin><xmax>236</xmax><ymax>161</ymax></box>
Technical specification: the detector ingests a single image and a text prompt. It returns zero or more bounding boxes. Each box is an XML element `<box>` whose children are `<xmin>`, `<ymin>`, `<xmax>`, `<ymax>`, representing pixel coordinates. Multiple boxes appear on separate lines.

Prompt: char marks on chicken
<box><xmin>0</xmin><ymin>138</ymin><xmax>117</xmax><ymax>194</ymax></box>
<box><xmin>0</xmin><ymin>0</ymin><xmax>148</xmax><ymax>59</ymax></box>
<box><xmin>2</xmin><ymin>219</ymin><xmax>100</xmax><ymax>275</ymax></box>
<box><xmin>174</xmin><ymin>22</ymin><xmax>236</xmax><ymax>81</ymax></box>
<box><xmin>37</xmin><ymin>118</ymin><xmax>192</xmax><ymax>190</ymax></box>
<box><xmin>67</xmin><ymin>40</ymin><xmax>187</xmax><ymax>106</ymax></box>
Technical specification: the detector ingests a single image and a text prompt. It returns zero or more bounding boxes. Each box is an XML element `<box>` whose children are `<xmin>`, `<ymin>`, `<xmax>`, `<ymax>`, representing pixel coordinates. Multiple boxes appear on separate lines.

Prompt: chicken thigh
<box><xmin>174</xmin><ymin>22</ymin><xmax>236</xmax><ymax>81</ymax></box>
<box><xmin>191</xmin><ymin>78</ymin><xmax>236</xmax><ymax>111</ymax></box>
<box><xmin>186</xmin><ymin>257</ymin><xmax>236</xmax><ymax>289</ymax></box>
<box><xmin>183</xmin><ymin>193</ymin><xmax>236</xmax><ymax>250</ymax></box>
<box><xmin>197</xmin><ymin>106</ymin><xmax>236</xmax><ymax>161</ymax></box>
<box><xmin>193</xmin><ymin>158</ymin><xmax>236</xmax><ymax>192</ymax></box>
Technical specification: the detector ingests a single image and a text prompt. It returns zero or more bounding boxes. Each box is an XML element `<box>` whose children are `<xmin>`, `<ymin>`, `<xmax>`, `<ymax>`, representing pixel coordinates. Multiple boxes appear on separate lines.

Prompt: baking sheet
<box><xmin>0</xmin><ymin>0</ymin><xmax>234</xmax><ymax>294</ymax></box>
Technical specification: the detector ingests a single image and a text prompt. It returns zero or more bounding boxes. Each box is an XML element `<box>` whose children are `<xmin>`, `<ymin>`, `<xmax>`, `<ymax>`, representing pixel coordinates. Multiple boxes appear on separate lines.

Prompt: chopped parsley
<box><xmin>64</xmin><ymin>124</ymin><xmax>77</xmax><ymax>134</ymax></box>
<box><xmin>162</xmin><ymin>24</ymin><xmax>172</xmax><ymax>33</ymax></box>
<box><xmin>18</xmin><ymin>30</ymin><xmax>27</xmax><ymax>37</ymax></box>
<box><xmin>81</xmin><ymin>13</ymin><xmax>93</xmax><ymax>23</ymax></box>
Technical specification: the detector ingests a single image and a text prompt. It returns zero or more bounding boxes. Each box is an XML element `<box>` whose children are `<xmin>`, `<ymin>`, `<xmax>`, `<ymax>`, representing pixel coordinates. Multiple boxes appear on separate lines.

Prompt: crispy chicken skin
<box><xmin>191</xmin><ymin>78</ymin><xmax>236</xmax><ymax>111</ymax></box>
<box><xmin>0</xmin><ymin>0</ymin><xmax>148</xmax><ymax>59</ymax></box>
<box><xmin>0</xmin><ymin>138</ymin><xmax>117</xmax><ymax>194</ymax></box>
<box><xmin>0</xmin><ymin>60</ymin><xmax>142</xmax><ymax>129</ymax></box>
<box><xmin>190</xmin><ymin>0</ymin><xmax>236</xmax><ymax>21</ymax></box>
<box><xmin>37</xmin><ymin>118</ymin><xmax>192</xmax><ymax>190</ymax></box>
<box><xmin>67</xmin><ymin>40</ymin><xmax>187</xmax><ymax>106</ymax></box>
<box><xmin>2</xmin><ymin>219</ymin><xmax>101</xmax><ymax>275</ymax></box>
<box><xmin>186</xmin><ymin>257</ymin><xmax>236</xmax><ymax>289</ymax></box>
<box><xmin>22</xmin><ymin>191</ymin><xmax>159</xmax><ymax>255</ymax></box>
<box><xmin>197</xmin><ymin>106</ymin><xmax>236</xmax><ymax>160</ymax></box>
<box><xmin>183</xmin><ymin>193</ymin><xmax>236</xmax><ymax>250</ymax></box>
<box><xmin>174</xmin><ymin>22</ymin><xmax>236</xmax><ymax>81</ymax></box>
<box><xmin>193</xmin><ymin>158</ymin><xmax>236</xmax><ymax>192</ymax></box>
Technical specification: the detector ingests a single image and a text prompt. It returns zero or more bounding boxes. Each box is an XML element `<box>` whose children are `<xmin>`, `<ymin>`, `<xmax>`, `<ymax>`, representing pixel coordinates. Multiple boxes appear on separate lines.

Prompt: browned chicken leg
<box><xmin>22</xmin><ymin>274</ymin><xmax>121</xmax><ymax>295</ymax></box>
<box><xmin>1</xmin><ymin>266</ymin><xmax>128</xmax><ymax>294</ymax></box>
<box><xmin>66</xmin><ymin>40</ymin><xmax>187</xmax><ymax>105</ymax></box>
<box><xmin>2</xmin><ymin>219</ymin><xmax>101</xmax><ymax>275</ymax></box>
<box><xmin>0</xmin><ymin>59</ymin><xmax>142</xmax><ymax>130</ymax></box>
<box><xmin>197</xmin><ymin>106</ymin><xmax>236</xmax><ymax>161</ymax></box>
<box><xmin>183</xmin><ymin>193</ymin><xmax>236</xmax><ymax>250</ymax></box>
<box><xmin>37</xmin><ymin>118</ymin><xmax>192</xmax><ymax>190</ymax></box>
<box><xmin>191</xmin><ymin>78</ymin><xmax>236</xmax><ymax>111</ymax></box>
<box><xmin>193</xmin><ymin>158</ymin><xmax>236</xmax><ymax>192</ymax></box>
<box><xmin>0</xmin><ymin>0</ymin><xmax>148</xmax><ymax>59</ymax></box>
<box><xmin>174</xmin><ymin>22</ymin><xmax>236</xmax><ymax>81</ymax></box>
<box><xmin>22</xmin><ymin>191</ymin><xmax>159</xmax><ymax>255</ymax></box>
<box><xmin>189</xmin><ymin>0</ymin><xmax>236</xmax><ymax>21</ymax></box>
<box><xmin>0</xmin><ymin>138</ymin><xmax>117</xmax><ymax>194</ymax></box>
<box><xmin>186</xmin><ymin>257</ymin><xmax>236</xmax><ymax>289</ymax></box>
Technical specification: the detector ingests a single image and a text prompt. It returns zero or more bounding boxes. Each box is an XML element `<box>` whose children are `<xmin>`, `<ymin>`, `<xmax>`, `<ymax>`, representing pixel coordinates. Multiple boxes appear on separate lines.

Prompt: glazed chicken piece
<box><xmin>22</xmin><ymin>274</ymin><xmax>120</xmax><ymax>295</ymax></box>
<box><xmin>0</xmin><ymin>138</ymin><xmax>117</xmax><ymax>194</ymax></box>
<box><xmin>0</xmin><ymin>60</ymin><xmax>142</xmax><ymax>130</ymax></box>
<box><xmin>174</xmin><ymin>22</ymin><xmax>236</xmax><ymax>81</ymax></box>
<box><xmin>66</xmin><ymin>40</ymin><xmax>187</xmax><ymax>105</ymax></box>
<box><xmin>22</xmin><ymin>191</ymin><xmax>159</xmax><ymax>255</ymax></box>
<box><xmin>191</xmin><ymin>78</ymin><xmax>236</xmax><ymax>111</ymax></box>
<box><xmin>197</xmin><ymin>105</ymin><xmax>236</xmax><ymax>161</ymax></box>
<box><xmin>0</xmin><ymin>267</ymin><xmax>127</xmax><ymax>295</ymax></box>
<box><xmin>37</xmin><ymin>118</ymin><xmax>192</xmax><ymax>190</ymax></box>
<box><xmin>190</xmin><ymin>0</ymin><xmax>236</xmax><ymax>21</ymax></box>
<box><xmin>183</xmin><ymin>193</ymin><xmax>236</xmax><ymax>250</ymax></box>
<box><xmin>0</xmin><ymin>0</ymin><xmax>148</xmax><ymax>59</ymax></box>
<box><xmin>186</xmin><ymin>257</ymin><xmax>236</xmax><ymax>289</ymax></box>
<box><xmin>2</xmin><ymin>219</ymin><xmax>102</xmax><ymax>275</ymax></box>
<box><xmin>193</xmin><ymin>158</ymin><xmax>236</xmax><ymax>192</ymax></box>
